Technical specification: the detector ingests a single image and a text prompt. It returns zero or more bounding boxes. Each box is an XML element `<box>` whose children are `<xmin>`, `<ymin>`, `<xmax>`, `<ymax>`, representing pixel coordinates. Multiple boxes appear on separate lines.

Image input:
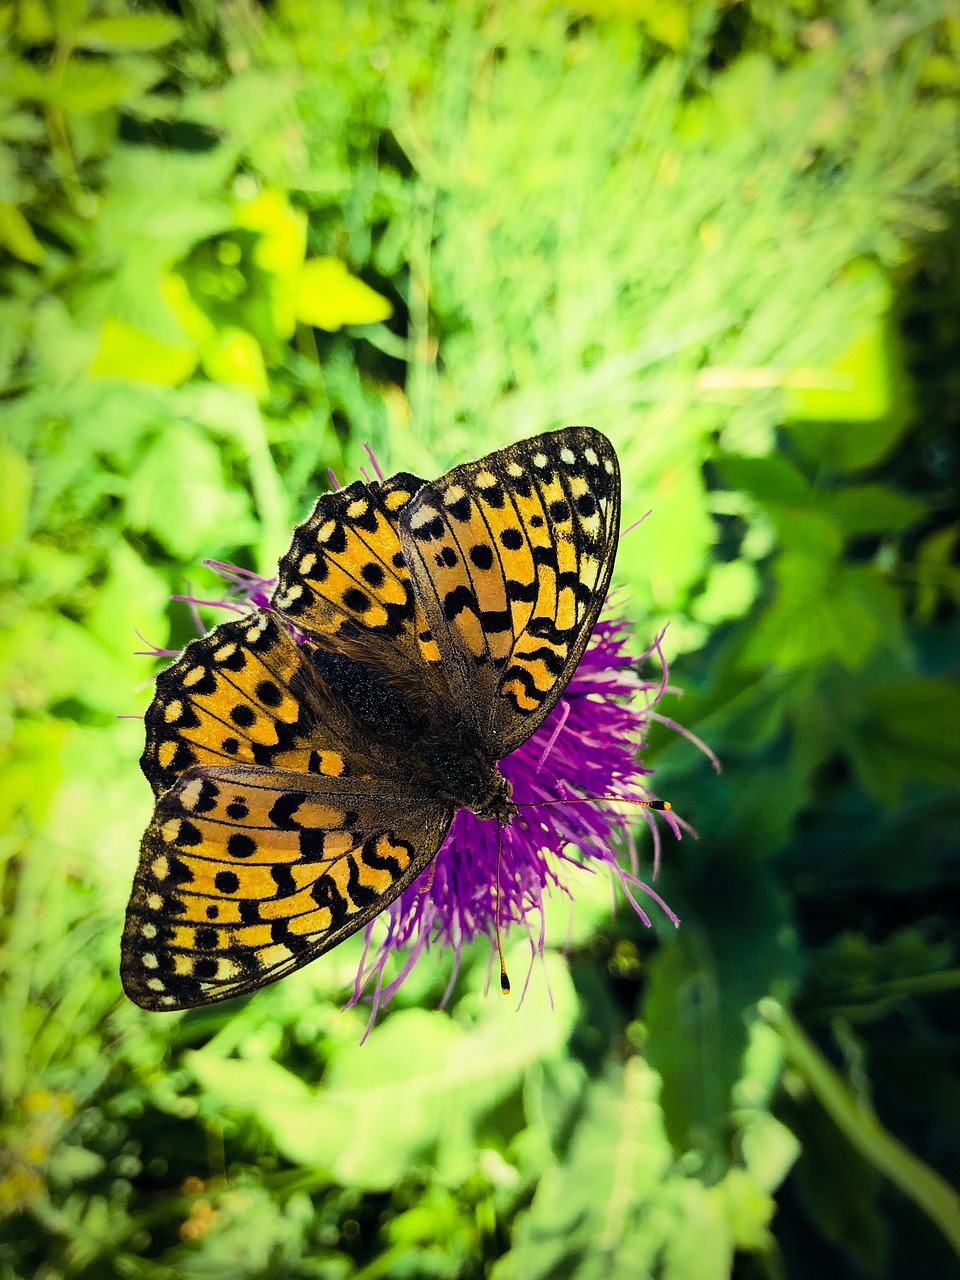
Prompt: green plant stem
<box><xmin>45</xmin><ymin>42</ymin><xmax>84</xmax><ymax>213</ymax></box>
<box><xmin>760</xmin><ymin>998</ymin><xmax>960</xmax><ymax>1258</ymax></box>
<box><xmin>812</xmin><ymin>967</ymin><xmax>960</xmax><ymax>1023</ymax></box>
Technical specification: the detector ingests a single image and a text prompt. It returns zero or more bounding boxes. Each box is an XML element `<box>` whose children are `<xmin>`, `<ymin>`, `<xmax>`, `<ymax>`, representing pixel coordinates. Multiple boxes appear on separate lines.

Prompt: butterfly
<box><xmin>121</xmin><ymin>426</ymin><xmax>621</xmax><ymax>1010</ymax></box>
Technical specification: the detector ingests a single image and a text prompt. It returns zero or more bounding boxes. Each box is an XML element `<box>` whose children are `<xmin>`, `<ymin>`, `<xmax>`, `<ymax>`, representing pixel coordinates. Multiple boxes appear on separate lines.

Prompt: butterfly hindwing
<box><xmin>121</xmin><ymin>765</ymin><xmax>453</xmax><ymax>1010</ymax></box>
<box><xmin>399</xmin><ymin>426</ymin><xmax>620</xmax><ymax>753</ymax></box>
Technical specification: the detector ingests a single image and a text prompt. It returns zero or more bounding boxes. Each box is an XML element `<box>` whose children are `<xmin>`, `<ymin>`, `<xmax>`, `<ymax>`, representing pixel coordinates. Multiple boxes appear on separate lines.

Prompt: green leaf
<box><xmin>126</xmin><ymin>423</ymin><xmax>256</xmax><ymax>559</ymax></box>
<box><xmin>6</xmin><ymin>611</ymin><xmax>124</xmax><ymax>715</ymax></box>
<box><xmin>493</xmin><ymin>1060</ymin><xmax>675</xmax><ymax>1280</ymax></box>
<box><xmin>691</xmin><ymin>560</ymin><xmax>759</xmax><ymax>625</ymax></box>
<box><xmin>295</xmin><ymin>256</ymin><xmax>393</xmax><ymax>331</ymax></box>
<box><xmin>46</xmin><ymin>1144</ymin><xmax>107</xmax><ymax>1186</ymax></box>
<box><xmin>849</xmin><ymin>678</ymin><xmax>960</xmax><ymax>804</ymax></box>
<box><xmin>663</xmin><ymin>1180</ymin><xmax>732</xmax><ymax>1280</ymax></box>
<box><xmin>74</xmin><ymin>14</ymin><xmax>184</xmax><ymax>52</ymax></box>
<box><xmin>741</xmin><ymin>560</ymin><xmax>898</xmax><ymax>672</ymax></box>
<box><xmin>784</xmin><ymin>319</ymin><xmax>891</xmax><ymax>424</ymax></box>
<box><xmin>90</xmin><ymin>316</ymin><xmax>197</xmax><ymax>385</ymax></box>
<box><xmin>0</xmin><ymin>445</ymin><xmax>32</xmax><ymax>549</ymax></box>
<box><xmin>0</xmin><ymin>202</ymin><xmax>43</xmax><ymax>264</ymax></box>
<box><xmin>714</xmin><ymin>454</ymin><xmax>811</xmax><ymax>506</ymax></box>
<box><xmin>643</xmin><ymin>864</ymin><xmax>795</xmax><ymax>1160</ymax></box>
<box><xmin>200</xmin><ymin>326</ymin><xmax>269</xmax><ymax>398</ymax></box>
<box><xmin>188</xmin><ymin>950</ymin><xmax>577</xmax><ymax>1190</ymax></box>
<box><xmin>823</xmin><ymin>485</ymin><xmax>926</xmax><ymax>534</ymax></box>
<box><xmin>50</xmin><ymin>56</ymin><xmax>166</xmax><ymax>114</ymax></box>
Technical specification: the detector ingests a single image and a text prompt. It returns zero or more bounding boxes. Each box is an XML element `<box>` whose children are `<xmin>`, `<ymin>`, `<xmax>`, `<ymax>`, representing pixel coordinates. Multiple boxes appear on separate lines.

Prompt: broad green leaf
<box><xmin>643</xmin><ymin>865</ymin><xmax>795</xmax><ymax>1160</ymax></box>
<box><xmin>235</xmin><ymin>189</ymin><xmax>307</xmax><ymax>279</ymax></box>
<box><xmin>663</xmin><ymin>1180</ymin><xmax>732</xmax><ymax>1280</ymax></box>
<box><xmin>295</xmin><ymin>256</ymin><xmax>393</xmax><ymax>331</ymax></box>
<box><xmin>75</xmin><ymin>14</ymin><xmax>184</xmax><ymax>52</ymax></box>
<box><xmin>200</xmin><ymin>326</ymin><xmax>269</xmax><ymax>398</ymax></box>
<box><xmin>6</xmin><ymin>611</ymin><xmax>123</xmax><ymax>715</ymax></box>
<box><xmin>126</xmin><ymin>423</ymin><xmax>257</xmax><ymax>559</ymax></box>
<box><xmin>915</xmin><ymin>524</ymin><xmax>960</xmax><ymax>621</ymax></box>
<box><xmin>50</xmin><ymin>56</ymin><xmax>165</xmax><ymax>114</ymax></box>
<box><xmin>574</xmin><ymin>0</ymin><xmax>688</xmax><ymax>51</ymax></box>
<box><xmin>0</xmin><ymin>202</ymin><xmax>42</xmax><ymax>263</ymax></box>
<box><xmin>784</xmin><ymin>320</ymin><xmax>891</xmax><ymax>424</ymax></box>
<box><xmin>0</xmin><ymin>717</ymin><xmax>65</xmax><ymax>831</ymax></box>
<box><xmin>739</xmin><ymin>1113</ymin><xmax>800</xmax><ymax>1195</ymax></box>
<box><xmin>692</xmin><ymin>560</ymin><xmax>759</xmax><ymax>625</ymax></box>
<box><xmin>823</xmin><ymin>485</ymin><xmax>926</xmax><ymax>533</ymax></box>
<box><xmin>235</xmin><ymin>188</ymin><xmax>306</xmax><ymax>338</ymax></box>
<box><xmin>0</xmin><ymin>445</ymin><xmax>32</xmax><ymax>548</ymax></box>
<box><xmin>848</xmin><ymin>678</ymin><xmax>960</xmax><ymax>804</ymax></box>
<box><xmin>618</xmin><ymin>456</ymin><xmax>715</xmax><ymax>611</ymax></box>
<box><xmin>90</xmin><ymin>316</ymin><xmax>197</xmax><ymax>386</ymax></box>
<box><xmin>85</xmin><ymin>540</ymin><xmax>169</xmax><ymax>666</ymax></box>
<box><xmin>714</xmin><ymin>454</ymin><xmax>811</xmax><ymax>506</ymax></box>
<box><xmin>493</xmin><ymin>1060</ymin><xmax>675</xmax><ymax>1280</ymax></box>
<box><xmin>189</xmin><ymin>950</ymin><xmax>577</xmax><ymax>1190</ymax></box>
<box><xmin>16</xmin><ymin>0</ymin><xmax>54</xmax><ymax>43</ymax></box>
<box><xmin>187</xmin><ymin>1055</ymin><xmax>312</xmax><ymax>1114</ymax></box>
<box><xmin>741</xmin><ymin>560</ymin><xmax>898</xmax><ymax>672</ymax></box>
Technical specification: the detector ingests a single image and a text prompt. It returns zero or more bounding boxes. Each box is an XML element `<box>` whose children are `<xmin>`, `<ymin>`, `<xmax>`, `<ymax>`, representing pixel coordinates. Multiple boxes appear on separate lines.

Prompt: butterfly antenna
<box><xmin>515</xmin><ymin>796</ymin><xmax>671</xmax><ymax>812</ymax></box>
<box><xmin>495</xmin><ymin>818</ymin><xmax>510</xmax><ymax>995</ymax></box>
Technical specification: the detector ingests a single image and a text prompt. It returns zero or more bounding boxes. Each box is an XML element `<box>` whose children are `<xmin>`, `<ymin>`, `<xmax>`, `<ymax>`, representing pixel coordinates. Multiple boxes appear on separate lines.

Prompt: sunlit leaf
<box><xmin>75</xmin><ymin>14</ymin><xmax>184</xmax><ymax>52</ymax></box>
<box><xmin>692</xmin><ymin>560</ymin><xmax>759</xmax><ymax>625</ymax></box>
<box><xmin>189</xmin><ymin>950</ymin><xmax>577</xmax><ymax>1190</ymax></box>
<box><xmin>90</xmin><ymin>316</ymin><xmax>198</xmax><ymax>386</ymax></box>
<box><xmin>0</xmin><ymin>445</ymin><xmax>32</xmax><ymax>548</ymax></box>
<box><xmin>50</xmin><ymin>57</ymin><xmax>166</xmax><ymax>114</ymax></box>
<box><xmin>295</xmin><ymin>256</ymin><xmax>393</xmax><ymax>331</ymax></box>
<box><xmin>0</xmin><ymin>202</ymin><xmax>43</xmax><ymax>264</ymax></box>
<box><xmin>200</xmin><ymin>326</ymin><xmax>270</xmax><ymax>398</ymax></box>
<box><xmin>493</xmin><ymin>1059</ymin><xmax>675</xmax><ymax>1279</ymax></box>
<box><xmin>126</xmin><ymin>423</ymin><xmax>257</xmax><ymax>558</ymax></box>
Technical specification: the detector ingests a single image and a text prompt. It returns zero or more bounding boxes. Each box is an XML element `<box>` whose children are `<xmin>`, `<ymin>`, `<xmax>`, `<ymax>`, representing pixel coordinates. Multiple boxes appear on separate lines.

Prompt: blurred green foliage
<box><xmin>2</xmin><ymin>0</ymin><xmax>959</xmax><ymax>1276</ymax></box>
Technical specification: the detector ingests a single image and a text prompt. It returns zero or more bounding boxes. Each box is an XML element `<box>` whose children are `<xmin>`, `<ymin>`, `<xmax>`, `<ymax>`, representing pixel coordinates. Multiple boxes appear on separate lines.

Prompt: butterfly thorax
<box><xmin>419</xmin><ymin>741</ymin><xmax>517</xmax><ymax>824</ymax></box>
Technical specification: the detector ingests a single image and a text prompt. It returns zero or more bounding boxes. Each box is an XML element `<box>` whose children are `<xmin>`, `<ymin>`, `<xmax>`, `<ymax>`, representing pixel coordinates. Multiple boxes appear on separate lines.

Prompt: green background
<box><xmin>2</xmin><ymin>1</ymin><xmax>959</xmax><ymax>1276</ymax></box>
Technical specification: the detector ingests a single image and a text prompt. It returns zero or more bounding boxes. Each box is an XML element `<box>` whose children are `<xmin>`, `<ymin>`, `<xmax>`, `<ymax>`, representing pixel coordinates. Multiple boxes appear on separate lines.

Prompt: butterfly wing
<box><xmin>140</xmin><ymin>609</ymin><xmax>397</xmax><ymax>797</ymax></box>
<box><xmin>122</xmin><ymin>765</ymin><xmax>452</xmax><ymax>1010</ymax></box>
<box><xmin>398</xmin><ymin>426</ymin><xmax>620</xmax><ymax>755</ymax></box>
<box><xmin>270</xmin><ymin>470</ymin><xmax>445</xmax><ymax>672</ymax></box>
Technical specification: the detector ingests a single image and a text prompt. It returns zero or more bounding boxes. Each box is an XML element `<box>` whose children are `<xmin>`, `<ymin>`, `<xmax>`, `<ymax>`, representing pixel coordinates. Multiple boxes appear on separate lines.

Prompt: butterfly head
<box><xmin>470</xmin><ymin>769</ymin><xmax>517</xmax><ymax>824</ymax></box>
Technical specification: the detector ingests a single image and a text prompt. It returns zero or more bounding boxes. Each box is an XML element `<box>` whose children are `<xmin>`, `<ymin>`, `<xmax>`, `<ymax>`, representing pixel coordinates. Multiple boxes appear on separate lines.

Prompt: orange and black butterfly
<box><xmin>121</xmin><ymin>427</ymin><xmax>620</xmax><ymax>1009</ymax></box>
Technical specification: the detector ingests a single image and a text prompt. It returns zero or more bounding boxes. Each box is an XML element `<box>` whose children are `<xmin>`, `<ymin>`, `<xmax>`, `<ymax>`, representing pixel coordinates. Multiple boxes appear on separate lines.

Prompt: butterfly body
<box><xmin>302</xmin><ymin>624</ymin><xmax>517</xmax><ymax>819</ymax></box>
<box><xmin>122</xmin><ymin>427</ymin><xmax>620</xmax><ymax>1010</ymax></box>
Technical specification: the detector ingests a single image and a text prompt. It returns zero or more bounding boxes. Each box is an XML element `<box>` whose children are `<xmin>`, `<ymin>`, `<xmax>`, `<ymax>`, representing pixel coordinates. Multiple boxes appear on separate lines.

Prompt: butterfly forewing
<box><xmin>122</xmin><ymin>766</ymin><xmax>452</xmax><ymax>1009</ymax></box>
<box><xmin>399</xmin><ymin>427</ymin><xmax>620</xmax><ymax>754</ymax></box>
<box><xmin>141</xmin><ymin>611</ymin><xmax>360</xmax><ymax>796</ymax></box>
<box><xmin>270</xmin><ymin>470</ymin><xmax>443</xmax><ymax>669</ymax></box>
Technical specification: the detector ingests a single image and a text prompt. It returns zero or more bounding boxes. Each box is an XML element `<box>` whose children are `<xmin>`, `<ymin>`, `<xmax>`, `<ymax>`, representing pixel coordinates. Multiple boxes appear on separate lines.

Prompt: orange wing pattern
<box><xmin>139</xmin><ymin>610</ymin><xmax>384</xmax><ymax>798</ymax></box>
<box><xmin>399</xmin><ymin>427</ymin><xmax>620</xmax><ymax>753</ymax></box>
<box><xmin>122</xmin><ymin>766</ymin><xmax>451</xmax><ymax>1010</ymax></box>
<box><xmin>271</xmin><ymin>470</ymin><xmax>443</xmax><ymax>669</ymax></box>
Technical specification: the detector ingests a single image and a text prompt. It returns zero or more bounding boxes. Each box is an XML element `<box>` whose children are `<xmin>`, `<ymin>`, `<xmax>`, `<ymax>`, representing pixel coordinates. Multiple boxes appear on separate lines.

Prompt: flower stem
<box><xmin>760</xmin><ymin>998</ymin><xmax>960</xmax><ymax>1258</ymax></box>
